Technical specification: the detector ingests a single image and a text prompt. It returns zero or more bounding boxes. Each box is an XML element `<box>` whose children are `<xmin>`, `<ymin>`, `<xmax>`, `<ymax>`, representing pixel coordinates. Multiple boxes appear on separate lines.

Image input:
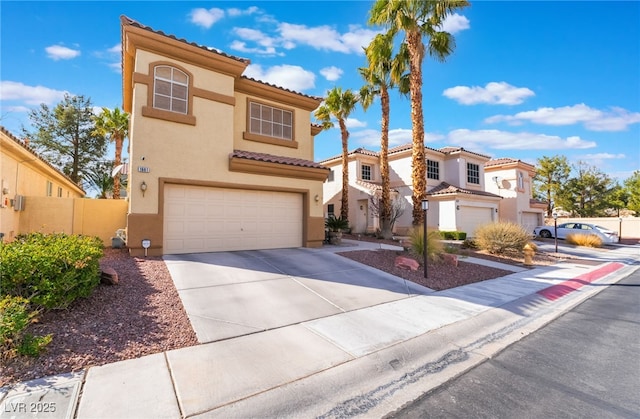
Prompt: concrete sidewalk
<box><xmin>1</xmin><ymin>243</ymin><xmax>638</xmax><ymax>418</ymax></box>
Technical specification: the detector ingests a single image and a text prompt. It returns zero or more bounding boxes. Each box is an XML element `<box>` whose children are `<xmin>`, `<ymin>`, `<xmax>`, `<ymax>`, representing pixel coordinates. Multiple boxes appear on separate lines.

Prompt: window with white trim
<box><xmin>427</xmin><ymin>160</ymin><xmax>439</xmax><ymax>180</ymax></box>
<box><xmin>327</xmin><ymin>204</ymin><xmax>335</xmax><ymax>217</ymax></box>
<box><xmin>249</xmin><ymin>102</ymin><xmax>293</xmax><ymax>140</ymax></box>
<box><xmin>327</xmin><ymin>169</ymin><xmax>335</xmax><ymax>182</ymax></box>
<box><xmin>153</xmin><ymin>65</ymin><xmax>188</xmax><ymax>114</ymax></box>
<box><xmin>467</xmin><ymin>163</ymin><xmax>480</xmax><ymax>184</ymax></box>
<box><xmin>361</xmin><ymin>164</ymin><xmax>372</xmax><ymax>181</ymax></box>
<box><xmin>46</xmin><ymin>181</ymin><xmax>53</xmax><ymax>197</ymax></box>
<box><xmin>517</xmin><ymin>171</ymin><xmax>524</xmax><ymax>190</ymax></box>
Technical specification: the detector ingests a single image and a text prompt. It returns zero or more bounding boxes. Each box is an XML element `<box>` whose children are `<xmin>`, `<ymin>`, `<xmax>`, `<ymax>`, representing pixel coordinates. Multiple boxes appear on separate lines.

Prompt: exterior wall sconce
<box><xmin>456</xmin><ymin>205</ymin><xmax>460</xmax><ymax>210</ymax></box>
<box><xmin>495</xmin><ymin>208</ymin><xmax>498</xmax><ymax>213</ymax></box>
<box><xmin>314</xmin><ymin>194</ymin><xmax>320</xmax><ymax>203</ymax></box>
<box><xmin>140</xmin><ymin>181</ymin><xmax>147</xmax><ymax>197</ymax></box>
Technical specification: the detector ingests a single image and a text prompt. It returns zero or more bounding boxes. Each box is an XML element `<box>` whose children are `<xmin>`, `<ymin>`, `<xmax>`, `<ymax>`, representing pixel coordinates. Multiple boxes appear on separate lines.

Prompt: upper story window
<box><xmin>153</xmin><ymin>66</ymin><xmax>188</xmax><ymax>114</ymax></box>
<box><xmin>57</xmin><ymin>187</ymin><xmax>63</xmax><ymax>198</ymax></box>
<box><xmin>361</xmin><ymin>164</ymin><xmax>372</xmax><ymax>181</ymax></box>
<box><xmin>467</xmin><ymin>163</ymin><xmax>480</xmax><ymax>184</ymax></box>
<box><xmin>327</xmin><ymin>169</ymin><xmax>335</xmax><ymax>182</ymax></box>
<box><xmin>427</xmin><ymin>160</ymin><xmax>439</xmax><ymax>180</ymax></box>
<box><xmin>249</xmin><ymin>102</ymin><xmax>293</xmax><ymax>140</ymax></box>
<box><xmin>46</xmin><ymin>181</ymin><xmax>53</xmax><ymax>197</ymax></box>
<box><xmin>517</xmin><ymin>171</ymin><xmax>524</xmax><ymax>190</ymax></box>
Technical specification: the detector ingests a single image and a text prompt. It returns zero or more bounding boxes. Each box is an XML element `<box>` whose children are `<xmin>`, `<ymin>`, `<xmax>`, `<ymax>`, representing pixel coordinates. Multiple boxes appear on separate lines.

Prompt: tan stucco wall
<box><xmin>1</xmin><ymin>129</ymin><xmax>84</xmax><ymax>241</ymax></box>
<box><xmin>16</xmin><ymin>197</ymin><xmax>127</xmax><ymax>244</ymax></box>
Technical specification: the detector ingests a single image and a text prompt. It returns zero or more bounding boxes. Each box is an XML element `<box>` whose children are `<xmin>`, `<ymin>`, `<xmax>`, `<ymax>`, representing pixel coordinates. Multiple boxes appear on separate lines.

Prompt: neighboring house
<box><xmin>321</xmin><ymin>144</ymin><xmax>502</xmax><ymax>236</ymax></box>
<box><xmin>0</xmin><ymin>126</ymin><xmax>85</xmax><ymax>241</ymax></box>
<box><xmin>484</xmin><ymin>158</ymin><xmax>546</xmax><ymax>234</ymax></box>
<box><xmin>120</xmin><ymin>16</ymin><xmax>328</xmax><ymax>256</ymax></box>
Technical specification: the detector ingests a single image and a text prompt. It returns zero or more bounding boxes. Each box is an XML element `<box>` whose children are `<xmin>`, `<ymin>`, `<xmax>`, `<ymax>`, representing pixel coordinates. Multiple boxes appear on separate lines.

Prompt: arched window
<box><xmin>153</xmin><ymin>66</ymin><xmax>188</xmax><ymax>114</ymax></box>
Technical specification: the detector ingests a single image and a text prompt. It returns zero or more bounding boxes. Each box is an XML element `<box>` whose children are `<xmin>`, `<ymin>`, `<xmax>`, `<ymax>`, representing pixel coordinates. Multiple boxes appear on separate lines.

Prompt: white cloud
<box><xmin>277</xmin><ymin>23</ymin><xmax>378</xmax><ymax>54</ymax></box>
<box><xmin>45</xmin><ymin>45</ymin><xmax>80</xmax><ymax>60</ymax></box>
<box><xmin>485</xmin><ymin>103</ymin><xmax>640</xmax><ymax>131</ymax></box>
<box><xmin>227</xmin><ymin>6</ymin><xmax>259</xmax><ymax>17</ymax></box>
<box><xmin>446</xmin><ymin>129</ymin><xmax>597</xmax><ymax>150</ymax></box>
<box><xmin>231</xmin><ymin>28</ymin><xmax>282</xmax><ymax>55</ymax></box>
<box><xmin>438</xmin><ymin>13</ymin><xmax>470</xmax><ymax>34</ymax></box>
<box><xmin>320</xmin><ymin>66</ymin><xmax>343</xmax><ymax>81</ymax></box>
<box><xmin>345</xmin><ymin>118</ymin><xmax>366</xmax><ymax>128</ymax></box>
<box><xmin>577</xmin><ymin>153</ymin><xmax>625</xmax><ymax>160</ymax></box>
<box><xmin>350</xmin><ymin>128</ymin><xmax>442</xmax><ymax>149</ymax></box>
<box><xmin>107</xmin><ymin>44</ymin><xmax>121</xmax><ymax>54</ymax></box>
<box><xmin>443</xmin><ymin>82</ymin><xmax>535</xmax><ymax>105</ymax></box>
<box><xmin>0</xmin><ymin>81</ymin><xmax>68</xmax><ymax>105</ymax></box>
<box><xmin>243</xmin><ymin>64</ymin><xmax>315</xmax><ymax>92</ymax></box>
<box><xmin>230</xmin><ymin>40</ymin><xmax>279</xmax><ymax>56</ymax></box>
<box><xmin>189</xmin><ymin>8</ymin><xmax>224</xmax><ymax>29</ymax></box>
<box><xmin>2</xmin><ymin>105</ymin><xmax>30</xmax><ymax>113</ymax></box>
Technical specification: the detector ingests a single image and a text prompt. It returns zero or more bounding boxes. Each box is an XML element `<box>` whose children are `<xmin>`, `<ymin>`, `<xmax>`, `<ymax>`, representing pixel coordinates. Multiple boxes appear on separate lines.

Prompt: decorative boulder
<box><xmin>101</xmin><ymin>267</ymin><xmax>119</xmax><ymax>285</ymax></box>
<box><xmin>443</xmin><ymin>253</ymin><xmax>459</xmax><ymax>267</ymax></box>
<box><xmin>395</xmin><ymin>256</ymin><xmax>420</xmax><ymax>271</ymax></box>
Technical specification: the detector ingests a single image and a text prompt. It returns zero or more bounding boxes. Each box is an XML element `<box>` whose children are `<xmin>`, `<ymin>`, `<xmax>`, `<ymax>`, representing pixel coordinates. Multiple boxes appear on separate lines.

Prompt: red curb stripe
<box><xmin>537</xmin><ymin>262</ymin><xmax>625</xmax><ymax>301</ymax></box>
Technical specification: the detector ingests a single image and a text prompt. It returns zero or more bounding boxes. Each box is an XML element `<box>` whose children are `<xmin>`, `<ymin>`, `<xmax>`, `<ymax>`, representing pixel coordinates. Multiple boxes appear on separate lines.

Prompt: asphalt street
<box><xmin>389</xmin><ymin>268</ymin><xmax>640</xmax><ymax>419</ymax></box>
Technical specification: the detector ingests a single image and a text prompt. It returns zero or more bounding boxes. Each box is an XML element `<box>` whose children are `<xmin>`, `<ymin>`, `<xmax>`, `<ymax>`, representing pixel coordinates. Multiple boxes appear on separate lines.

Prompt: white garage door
<box><xmin>163</xmin><ymin>184</ymin><xmax>302</xmax><ymax>254</ymax></box>
<box><xmin>522</xmin><ymin>212</ymin><xmax>540</xmax><ymax>235</ymax></box>
<box><xmin>458</xmin><ymin>206</ymin><xmax>493</xmax><ymax>237</ymax></box>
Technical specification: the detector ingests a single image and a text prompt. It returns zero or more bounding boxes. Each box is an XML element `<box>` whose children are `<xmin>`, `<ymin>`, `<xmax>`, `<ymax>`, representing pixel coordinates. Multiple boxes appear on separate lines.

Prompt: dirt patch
<box><xmin>0</xmin><ymin>248</ymin><xmax>198</xmax><ymax>387</ymax></box>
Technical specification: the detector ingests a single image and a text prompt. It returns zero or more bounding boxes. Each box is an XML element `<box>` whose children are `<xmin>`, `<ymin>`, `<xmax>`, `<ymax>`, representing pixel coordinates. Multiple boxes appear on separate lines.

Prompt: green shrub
<box><xmin>408</xmin><ymin>227</ymin><xmax>444</xmax><ymax>263</ymax></box>
<box><xmin>566</xmin><ymin>233</ymin><xmax>602</xmax><ymax>248</ymax></box>
<box><xmin>475</xmin><ymin>222</ymin><xmax>531</xmax><ymax>255</ymax></box>
<box><xmin>325</xmin><ymin>216</ymin><xmax>349</xmax><ymax>232</ymax></box>
<box><xmin>461</xmin><ymin>238</ymin><xmax>478</xmax><ymax>249</ymax></box>
<box><xmin>0</xmin><ymin>233</ymin><xmax>104</xmax><ymax>310</ymax></box>
<box><xmin>0</xmin><ymin>296</ymin><xmax>51</xmax><ymax>361</ymax></box>
<box><xmin>439</xmin><ymin>231</ymin><xmax>467</xmax><ymax>240</ymax></box>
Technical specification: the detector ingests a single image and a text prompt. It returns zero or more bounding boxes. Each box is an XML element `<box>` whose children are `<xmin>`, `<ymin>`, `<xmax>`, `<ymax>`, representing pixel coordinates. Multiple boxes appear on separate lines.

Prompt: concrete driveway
<box><xmin>164</xmin><ymin>245</ymin><xmax>432</xmax><ymax>343</ymax></box>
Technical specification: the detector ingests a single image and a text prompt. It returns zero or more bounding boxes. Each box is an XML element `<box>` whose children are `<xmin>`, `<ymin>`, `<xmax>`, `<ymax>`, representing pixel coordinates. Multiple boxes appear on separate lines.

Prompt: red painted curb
<box><xmin>537</xmin><ymin>262</ymin><xmax>625</xmax><ymax>301</ymax></box>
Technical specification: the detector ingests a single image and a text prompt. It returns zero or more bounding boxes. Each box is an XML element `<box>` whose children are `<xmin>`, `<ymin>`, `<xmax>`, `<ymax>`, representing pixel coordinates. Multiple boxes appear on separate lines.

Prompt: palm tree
<box><xmin>92</xmin><ymin>107</ymin><xmax>129</xmax><ymax>199</ymax></box>
<box><xmin>315</xmin><ymin>87</ymin><xmax>359</xmax><ymax>222</ymax></box>
<box><xmin>359</xmin><ymin>33</ymin><xmax>409</xmax><ymax>239</ymax></box>
<box><xmin>369</xmin><ymin>0</ymin><xmax>470</xmax><ymax>225</ymax></box>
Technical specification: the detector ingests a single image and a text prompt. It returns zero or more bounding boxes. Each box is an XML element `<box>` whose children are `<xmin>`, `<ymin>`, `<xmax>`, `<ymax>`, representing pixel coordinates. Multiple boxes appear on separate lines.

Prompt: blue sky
<box><xmin>1</xmin><ymin>1</ymin><xmax>639</xmax><ymax>184</ymax></box>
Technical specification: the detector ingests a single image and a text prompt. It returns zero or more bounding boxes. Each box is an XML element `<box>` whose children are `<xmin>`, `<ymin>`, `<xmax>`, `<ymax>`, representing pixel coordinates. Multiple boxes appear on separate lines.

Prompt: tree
<box><xmin>85</xmin><ymin>161</ymin><xmax>115</xmax><ymax>199</ymax></box>
<box><xmin>369</xmin><ymin>193</ymin><xmax>407</xmax><ymax>234</ymax></box>
<box><xmin>359</xmin><ymin>33</ymin><xmax>410</xmax><ymax>239</ymax></box>
<box><xmin>23</xmin><ymin>94</ymin><xmax>106</xmax><ymax>185</ymax></box>
<box><xmin>556</xmin><ymin>161</ymin><xmax>615</xmax><ymax>217</ymax></box>
<box><xmin>315</xmin><ymin>87</ymin><xmax>360</xmax><ymax>222</ymax></box>
<box><xmin>93</xmin><ymin>107</ymin><xmax>129</xmax><ymax>199</ymax></box>
<box><xmin>369</xmin><ymin>0</ymin><xmax>470</xmax><ymax>225</ymax></box>
<box><xmin>623</xmin><ymin>170</ymin><xmax>640</xmax><ymax>215</ymax></box>
<box><xmin>533</xmin><ymin>155</ymin><xmax>571</xmax><ymax>215</ymax></box>
<box><xmin>608</xmin><ymin>184</ymin><xmax>629</xmax><ymax>216</ymax></box>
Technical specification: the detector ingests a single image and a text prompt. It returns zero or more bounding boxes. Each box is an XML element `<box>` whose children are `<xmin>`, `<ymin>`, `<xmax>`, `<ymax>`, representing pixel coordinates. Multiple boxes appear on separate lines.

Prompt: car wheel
<box><xmin>539</xmin><ymin>229</ymin><xmax>552</xmax><ymax>239</ymax></box>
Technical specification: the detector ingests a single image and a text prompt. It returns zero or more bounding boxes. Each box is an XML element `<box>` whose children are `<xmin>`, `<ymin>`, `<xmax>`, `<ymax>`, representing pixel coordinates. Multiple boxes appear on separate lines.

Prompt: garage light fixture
<box><xmin>140</xmin><ymin>181</ymin><xmax>147</xmax><ymax>197</ymax></box>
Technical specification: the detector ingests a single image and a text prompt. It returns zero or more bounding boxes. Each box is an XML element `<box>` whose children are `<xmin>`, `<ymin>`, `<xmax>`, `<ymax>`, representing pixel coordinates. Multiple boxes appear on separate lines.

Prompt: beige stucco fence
<box><xmin>18</xmin><ymin>197</ymin><xmax>128</xmax><ymax>245</ymax></box>
<box><xmin>545</xmin><ymin>217</ymin><xmax>640</xmax><ymax>239</ymax></box>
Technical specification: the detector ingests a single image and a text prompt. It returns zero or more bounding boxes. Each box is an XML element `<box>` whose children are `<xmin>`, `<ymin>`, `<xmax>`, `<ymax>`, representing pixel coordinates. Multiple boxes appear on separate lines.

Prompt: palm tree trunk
<box><xmin>407</xmin><ymin>30</ymin><xmax>426</xmax><ymax>226</ymax></box>
<box><xmin>339</xmin><ymin>118</ymin><xmax>349</xmax><ymax>222</ymax></box>
<box><xmin>113</xmin><ymin>135</ymin><xmax>123</xmax><ymax>199</ymax></box>
<box><xmin>380</xmin><ymin>86</ymin><xmax>393</xmax><ymax>239</ymax></box>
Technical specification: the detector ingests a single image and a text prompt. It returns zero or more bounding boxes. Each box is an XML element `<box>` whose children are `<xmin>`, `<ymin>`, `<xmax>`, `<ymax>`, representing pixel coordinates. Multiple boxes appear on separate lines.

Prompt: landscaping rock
<box><xmin>443</xmin><ymin>253</ymin><xmax>459</xmax><ymax>267</ymax></box>
<box><xmin>394</xmin><ymin>256</ymin><xmax>419</xmax><ymax>271</ymax></box>
<box><xmin>100</xmin><ymin>267</ymin><xmax>119</xmax><ymax>285</ymax></box>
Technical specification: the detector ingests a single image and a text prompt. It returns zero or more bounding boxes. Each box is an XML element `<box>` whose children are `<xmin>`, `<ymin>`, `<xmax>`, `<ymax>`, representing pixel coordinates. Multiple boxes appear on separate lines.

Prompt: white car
<box><xmin>533</xmin><ymin>222</ymin><xmax>619</xmax><ymax>244</ymax></box>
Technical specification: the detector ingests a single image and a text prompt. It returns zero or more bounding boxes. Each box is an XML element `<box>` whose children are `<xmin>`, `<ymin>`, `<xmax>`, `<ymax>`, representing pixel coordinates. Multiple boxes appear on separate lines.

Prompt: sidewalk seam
<box><xmin>164</xmin><ymin>351</ymin><xmax>184</xmax><ymax>419</ymax></box>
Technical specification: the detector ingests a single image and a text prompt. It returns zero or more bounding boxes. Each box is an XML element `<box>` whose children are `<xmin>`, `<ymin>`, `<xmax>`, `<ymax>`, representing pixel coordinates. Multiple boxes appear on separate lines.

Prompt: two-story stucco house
<box><xmin>321</xmin><ymin>144</ymin><xmax>502</xmax><ymax>236</ymax></box>
<box><xmin>120</xmin><ymin>17</ymin><xmax>329</xmax><ymax>256</ymax></box>
<box><xmin>484</xmin><ymin>158</ymin><xmax>546</xmax><ymax>234</ymax></box>
<box><xmin>0</xmin><ymin>126</ymin><xmax>85</xmax><ymax>241</ymax></box>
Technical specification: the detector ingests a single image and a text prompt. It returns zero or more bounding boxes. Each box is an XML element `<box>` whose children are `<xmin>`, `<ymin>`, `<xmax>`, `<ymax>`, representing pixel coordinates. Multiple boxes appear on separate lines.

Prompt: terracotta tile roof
<box><xmin>485</xmin><ymin>157</ymin><xmax>535</xmax><ymax>169</ymax></box>
<box><xmin>0</xmin><ymin>126</ymin><xmax>85</xmax><ymax>193</ymax></box>
<box><xmin>428</xmin><ymin>182</ymin><xmax>502</xmax><ymax>198</ymax></box>
<box><xmin>317</xmin><ymin>147</ymin><xmax>379</xmax><ymax>164</ymax></box>
<box><xmin>388</xmin><ymin>143</ymin><xmax>443</xmax><ymax>155</ymax></box>
<box><xmin>120</xmin><ymin>16</ymin><xmax>250</xmax><ymax>64</ymax></box>
<box><xmin>240</xmin><ymin>76</ymin><xmax>323</xmax><ymax>102</ymax></box>
<box><xmin>438</xmin><ymin>146</ymin><xmax>491</xmax><ymax>159</ymax></box>
<box><xmin>530</xmin><ymin>198</ymin><xmax>547</xmax><ymax>206</ymax></box>
<box><xmin>355</xmin><ymin>179</ymin><xmax>399</xmax><ymax>194</ymax></box>
<box><xmin>231</xmin><ymin>150</ymin><xmax>330</xmax><ymax>171</ymax></box>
